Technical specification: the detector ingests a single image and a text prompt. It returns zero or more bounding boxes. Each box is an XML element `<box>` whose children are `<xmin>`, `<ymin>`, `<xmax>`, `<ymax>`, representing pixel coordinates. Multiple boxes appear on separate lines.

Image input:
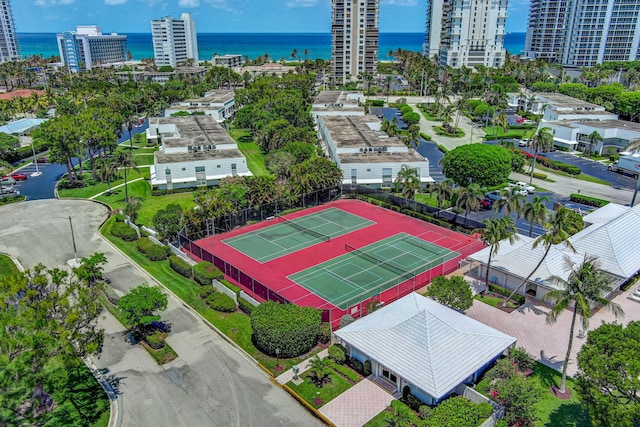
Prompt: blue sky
<box><xmin>17</xmin><ymin>0</ymin><xmax>528</xmax><ymax>33</ymax></box>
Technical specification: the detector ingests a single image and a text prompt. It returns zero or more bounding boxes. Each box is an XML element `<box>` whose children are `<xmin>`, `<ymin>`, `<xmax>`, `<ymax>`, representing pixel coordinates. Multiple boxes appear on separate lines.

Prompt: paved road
<box><xmin>0</xmin><ymin>199</ymin><xmax>323</xmax><ymax>427</ymax></box>
<box><xmin>15</xmin><ymin>120</ymin><xmax>150</xmax><ymax>201</ymax></box>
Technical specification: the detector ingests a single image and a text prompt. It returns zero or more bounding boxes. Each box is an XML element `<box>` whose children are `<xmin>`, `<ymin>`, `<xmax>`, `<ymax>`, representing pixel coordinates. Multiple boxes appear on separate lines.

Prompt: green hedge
<box><xmin>550</xmin><ymin>160</ymin><xmax>581</xmax><ymax>175</ymax></box>
<box><xmin>199</xmin><ymin>285</ymin><xmax>215</xmax><ymax>299</ymax></box>
<box><xmin>238</xmin><ymin>297</ymin><xmax>255</xmax><ymax>315</ymax></box>
<box><xmin>420</xmin><ymin>132</ymin><xmax>432</xmax><ymax>141</ymax></box>
<box><xmin>570</xmin><ymin>193</ymin><xmax>609</xmax><ymax>207</ymax></box>
<box><xmin>111</xmin><ymin>222</ymin><xmax>138</xmax><ymax>241</ymax></box>
<box><xmin>169</xmin><ymin>255</ymin><xmax>192</xmax><ymax>278</ymax></box>
<box><xmin>488</xmin><ymin>283</ymin><xmax>526</xmax><ymax>305</ymax></box>
<box><xmin>220</xmin><ymin>279</ymin><xmax>241</xmax><ymax>295</ymax></box>
<box><xmin>368</xmin><ymin>99</ymin><xmax>384</xmax><ymax>107</ymax></box>
<box><xmin>533</xmin><ymin>172</ymin><xmax>547</xmax><ymax>180</ymax></box>
<box><xmin>328</xmin><ymin>344</ymin><xmax>346</xmax><ymax>364</ymax></box>
<box><xmin>250</xmin><ymin>302</ymin><xmax>321</xmax><ymax>358</ymax></box>
<box><xmin>150</xmin><ymin>187</ymin><xmax>194</xmax><ymax>196</ymax></box>
<box><xmin>206</xmin><ymin>291</ymin><xmax>236</xmax><ymax>312</ymax></box>
<box><xmin>193</xmin><ymin>261</ymin><xmax>223</xmax><ymax>286</ymax></box>
<box><xmin>437</xmin><ymin>144</ymin><xmax>448</xmax><ymax>153</ymax></box>
<box><xmin>331</xmin><ymin>361</ymin><xmax>360</xmax><ymax>382</ymax></box>
<box><xmin>137</xmin><ymin>237</ymin><xmax>170</xmax><ymax>261</ymax></box>
<box><xmin>422</xmin><ymin>395</ymin><xmax>494</xmax><ymax>427</ymax></box>
<box><xmin>318</xmin><ymin>323</ymin><xmax>332</xmax><ymax>344</ymax></box>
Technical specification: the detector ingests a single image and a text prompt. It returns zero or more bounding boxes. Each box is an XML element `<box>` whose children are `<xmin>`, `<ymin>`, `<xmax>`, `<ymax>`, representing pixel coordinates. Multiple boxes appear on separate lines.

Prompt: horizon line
<box><xmin>17</xmin><ymin>31</ymin><xmax>528</xmax><ymax>35</ymax></box>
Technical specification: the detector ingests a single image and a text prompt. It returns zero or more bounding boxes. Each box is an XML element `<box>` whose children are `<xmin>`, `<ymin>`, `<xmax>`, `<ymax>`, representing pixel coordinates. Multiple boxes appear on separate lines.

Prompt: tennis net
<box><xmin>345</xmin><ymin>244</ymin><xmax>414</xmax><ymax>280</ymax></box>
<box><xmin>402</xmin><ymin>236</ymin><xmax>442</xmax><ymax>255</ymax></box>
<box><xmin>278</xmin><ymin>216</ymin><xmax>330</xmax><ymax>242</ymax></box>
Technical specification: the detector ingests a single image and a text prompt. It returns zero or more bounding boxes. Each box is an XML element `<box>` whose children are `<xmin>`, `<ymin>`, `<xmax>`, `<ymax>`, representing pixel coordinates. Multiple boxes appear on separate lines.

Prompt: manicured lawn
<box><xmin>476</xmin><ymin>362</ymin><xmax>591</xmax><ymax>427</ymax></box>
<box><xmin>229</xmin><ymin>128</ymin><xmax>271</xmax><ymax>176</ymax></box>
<box><xmin>286</xmin><ymin>371</ymin><xmax>353</xmax><ymax>409</ymax></box>
<box><xmin>132</xmin><ymin>154</ymin><xmax>154</xmax><ymax>166</ymax></box>
<box><xmin>534</xmin><ymin>164</ymin><xmax>610</xmax><ymax>186</ymax></box>
<box><xmin>483</xmin><ymin>125</ymin><xmax>537</xmax><ymax>140</ymax></box>
<box><xmin>58</xmin><ymin>168</ymin><xmax>150</xmax><ymax>199</ymax></box>
<box><xmin>0</xmin><ymin>254</ymin><xmax>20</xmax><ymax>279</ymax></box>
<box><xmin>434</xmin><ymin>126</ymin><xmax>465</xmax><ymax>138</ymax></box>
<box><xmin>0</xmin><ymin>195</ymin><xmax>25</xmax><ymax>205</ymax></box>
<box><xmin>101</xmin><ymin>216</ymin><xmax>321</xmax><ymax>373</ymax></box>
<box><xmin>413</xmin><ymin>193</ymin><xmax>438</xmax><ymax>206</ymax></box>
<box><xmin>475</xmin><ymin>294</ymin><xmax>518</xmax><ymax>309</ymax></box>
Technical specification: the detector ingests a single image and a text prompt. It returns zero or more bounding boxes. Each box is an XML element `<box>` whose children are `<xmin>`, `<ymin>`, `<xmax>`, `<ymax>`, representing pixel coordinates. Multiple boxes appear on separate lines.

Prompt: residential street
<box><xmin>0</xmin><ymin>199</ymin><xmax>323</xmax><ymax>427</ymax></box>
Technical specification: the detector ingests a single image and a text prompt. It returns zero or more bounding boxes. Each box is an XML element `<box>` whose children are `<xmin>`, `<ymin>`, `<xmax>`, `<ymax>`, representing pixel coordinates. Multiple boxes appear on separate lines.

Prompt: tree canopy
<box><xmin>117</xmin><ymin>283</ymin><xmax>168</xmax><ymax>334</ymax></box>
<box><xmin>441</xmin><ymin>143</ymin><xmax>512</xmax><ymax>187</ymax></box>
<box><xmin>425</xmin><ymin>275</ymin><xmax>474</xmax><ymax>312</ymax></box>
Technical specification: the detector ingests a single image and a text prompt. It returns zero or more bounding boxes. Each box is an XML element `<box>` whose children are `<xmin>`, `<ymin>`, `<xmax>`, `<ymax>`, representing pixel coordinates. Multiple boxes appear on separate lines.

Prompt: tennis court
<box><xmin>288</xmin><ymin>232</ymin><xmax>459</xmax><ymax>310</ymax></box>
<box><xmin>222</xmin><ymin>208</ymin><xmax>375</xmax><ymax>263</ymax></box>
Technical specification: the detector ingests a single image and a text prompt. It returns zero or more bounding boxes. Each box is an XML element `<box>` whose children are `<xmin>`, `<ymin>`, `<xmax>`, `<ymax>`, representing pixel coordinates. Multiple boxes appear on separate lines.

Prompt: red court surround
<box><xmin>187</xmin><ymin>199</ymin><xmax>485</xmax><ymax>329</ymax></box>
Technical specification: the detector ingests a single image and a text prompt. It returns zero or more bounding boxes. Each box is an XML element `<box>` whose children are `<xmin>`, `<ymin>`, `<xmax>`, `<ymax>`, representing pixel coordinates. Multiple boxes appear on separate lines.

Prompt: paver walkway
<box><xmin>320</xmin><ymin>379</ymin><xmax>394</xmax><ymax>427</ymax></box>
<box><xmin>465</xmin><ymin>278</ymin><xmax>640</xmax><ymax>376</ymax></box>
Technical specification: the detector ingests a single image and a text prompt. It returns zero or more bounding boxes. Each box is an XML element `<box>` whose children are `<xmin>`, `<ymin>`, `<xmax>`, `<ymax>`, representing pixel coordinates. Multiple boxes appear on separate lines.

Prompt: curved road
<box><xmin>0</xmin><ymin>199</ymin><xmax>322</xmax><ymax>427</ymax></box>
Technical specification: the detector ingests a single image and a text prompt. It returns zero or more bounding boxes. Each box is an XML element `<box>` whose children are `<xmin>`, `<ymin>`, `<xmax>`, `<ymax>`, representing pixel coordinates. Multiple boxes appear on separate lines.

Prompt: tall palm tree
<box><xmin>405</xmin><ymin>124</ymin><xmax>421</xmax><ymax>149</ymax></box>
<box><xmin>394</xmin><ymin>165</ymin><xmax>421</xmax><ymax>200</ymax></box>
<box><xmin>96</xmin><ymin>157</ymin><xmax>118</xmax><ymax>194</ymax></box>
<box><xmin>544</xmin><ymin>255</ymin><xmax>624</xmax><ymax>394</ymax></box>
<box><xmin>455</xmin><ymin>183</ymin><xmax>484</xmax><ymax>221</ymax></box>
<box><xmin>114</xmin><ymin>150</ymin><xmax>137</xmax><ymax>202</ymax></box>
<box><xmin>503</xmin><ymin>207</ymin><xmax>579</xmax><ymax>306</ymax></box>
<box><xmin>429</xmin><ymin>179</ymin><xmax>454</xmax><ymax>210</ymax></box>
<box><xmin>585</xmin><ymin>131</ymin><xmax>603</xmax><ymax>154</ymax></box>
<box><xmin>494</xmin><ymin>187</ymin><xmax>526</xmax><ymax>219</ymax></box>
<box><xmin>472</xmin><ymin>217</ymin><xmax>519</xmax><ymax>290</ymax></box>
<box><xmin>529</xmin><ymin>127</ymin><xmax>554</xmax><ymax>185</ymax></box>
<box><xmin>523</xmin><ymin>195</ymin><xmax>550</xmax><ymax>237</ymax></box>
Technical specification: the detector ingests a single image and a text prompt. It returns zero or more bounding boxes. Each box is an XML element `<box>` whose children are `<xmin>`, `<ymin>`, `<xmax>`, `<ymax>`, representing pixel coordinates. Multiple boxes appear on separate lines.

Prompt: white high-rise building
<box><xmin>525</xmin><ymin>0</ymin><xmax>640</xmax><ymax>66</ymax></box>
<box><xmin>56</xmin><ymin>26</ymin><xmax>128</xmax><ymax>73</ymax></box>
<box><xmin>423</xmin><ymin>0</ymin><xmax>508</xmax><ymax>68</ymax></box>
<box><xmin>0</xmin><ymin>0</ymin><xmax>20</xmax><ymax>63</ymax></box>
<box><xmin>151</xmin><ymin>13</ymin><xmax>199</xmax><ymax>67</ymax></box>
<box><xmin>331</xmin><ymin>0</ymin><xmax>379</xmax><ymax>84</ymax></box>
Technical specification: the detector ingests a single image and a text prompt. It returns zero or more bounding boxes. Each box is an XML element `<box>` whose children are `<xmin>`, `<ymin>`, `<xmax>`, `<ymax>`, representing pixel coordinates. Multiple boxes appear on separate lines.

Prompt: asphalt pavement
<box><xmin>0</xmin><ymin>199</ymin><xmax>322</xmax><ymax>427</ymax></box>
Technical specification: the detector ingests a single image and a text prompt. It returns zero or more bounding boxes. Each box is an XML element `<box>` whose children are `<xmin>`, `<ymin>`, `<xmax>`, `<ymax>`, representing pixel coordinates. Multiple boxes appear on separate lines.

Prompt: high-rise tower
<box><xmin>331</xmin><ymin>0</ymin><xmax>379</xmax><ymax>84</ymax></box>
<box><xmin>56</xmin><ymin>26</ymin><xmax>128</xmax><ymax>73</ymax></box>
<box><xmin>151</xmin><ymin>13</ymin><xmax>199</xmax><ymax>67</ymax></box>
<box><xmin>0</xmin><ymin>0</ymin><xmax>20</xmax><ymax>63</ymax></box>
<box><xmin>423</xmin><ymin>0</ymin><xmax>508</xmax><ymax>68</ymax></box>
<box><xmin>525</xmin><ymin>0</ymin><xmax>640</xmax><ymax>66</ymax></box>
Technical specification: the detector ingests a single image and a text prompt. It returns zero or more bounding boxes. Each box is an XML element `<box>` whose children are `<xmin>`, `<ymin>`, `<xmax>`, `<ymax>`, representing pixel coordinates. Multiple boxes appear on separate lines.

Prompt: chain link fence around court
<box><xmin>342</xmin><ymin>185</ymin><xmax>486</xmax><ymax>232</ymax></box>
<box><xmin>181</xmin><ymin>186</ymin><xmax>341</xmax><ymax>241</ymax></box>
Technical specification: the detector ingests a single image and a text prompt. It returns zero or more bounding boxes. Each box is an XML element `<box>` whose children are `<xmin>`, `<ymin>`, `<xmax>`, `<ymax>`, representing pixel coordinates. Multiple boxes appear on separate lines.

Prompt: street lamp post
<box><xmin>30</xmin><ymin>138</ymin><xmax>41</xmax><ymax>176</ymax></box>
<box><xmin>68</xmin><ymin>215</ymin><xmax>78</xmax><ymax>262</ymax></box>
<box><xmin>275</xmin><ymin>348</ymin><xmax>281</xmax><ymax>370</ymax></box>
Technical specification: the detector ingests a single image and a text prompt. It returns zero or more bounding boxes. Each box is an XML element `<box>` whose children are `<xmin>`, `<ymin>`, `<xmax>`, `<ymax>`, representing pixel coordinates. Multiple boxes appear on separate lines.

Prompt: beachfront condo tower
<box><xmin>56</xmin><ymin>26</ymin><xmax>128</xmax><ymax>73</ymax></box>
<box><xmin>422</xmin><ymin>0</ymin><xmax>507</xmax><ymax>68</ymax></box>
<box><xmin>0</xmin><ymin>0</ymin><xmax>20</xmax><ymax>62</ymax></box>
<box><xmin>151</xmin><ymin>13</ymin><xmax>199</xmax><ymax>67</ymax></box>
<box><xmin>331</xmin><ymin>0</ymin><xmax>379</xmax><ymax>84</ymax></box>
<box><xmin>525</xmin><ymin>0</ymin><xmax>640</xmax><ymax>66</ymax></box>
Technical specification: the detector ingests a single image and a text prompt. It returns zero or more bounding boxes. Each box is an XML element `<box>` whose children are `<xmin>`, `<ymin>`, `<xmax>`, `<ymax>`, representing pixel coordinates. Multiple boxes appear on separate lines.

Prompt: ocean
<box><xmin>18</xmin><ymin>32</ymin><xmax>526</xmax><ymax>62</ymax></box>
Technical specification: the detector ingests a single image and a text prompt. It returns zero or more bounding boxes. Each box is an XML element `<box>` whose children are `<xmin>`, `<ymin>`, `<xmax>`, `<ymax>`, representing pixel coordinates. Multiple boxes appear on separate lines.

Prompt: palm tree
<box><xmin>405</xmin><ymin>124</ymin><xmax>420</xmax><ymax>149</ymax></box>
<box><xmin>394</xmin><ymin>165</ymin><xmax>420</xmax><ymax>200</ymax></box>
<box><xmin>503</xmin><ymin>207</ymin><xmax>579</xmax><ymax>307</ymax></box>
<box><xmin>307</xmin><ymin>355</ymin><xmax>332</xmax><ymax>387</ymax></box>
<box><xmin>114</xmin><ymin>150</ymin><xmax>138</xmax><ymax>202</ymax></box>
<box><xmin>529</xmin><ymin>127</ymin><xmax>554</xmax><ymax>185</ymax></box>
<box><xmin>494</xmin><ymin>187</ymin><xmax>526</xmax><ymax>219</ymax></box>
<box><xmin>387</xmin><ymin>403</ymin><xmax>413</xmax><ymax>427</ymax></box>
<box><xmin>429</xmin><ymin>180</ymin><xmax>454</xmax><ymax>210</ymax></box>
<box><xmin>523</xmin><ymin>195</ymin><xmax>550</xmax><ymax>237</ymax></box>
<box><xmin>472</xmin><ymin>217</ymin><xmax>519</xmax><ymax>290</ymax></box>
<box><xmin>455</xmin><ymin>183</ymin><xmax>484</xmax><ymax>221</ymax></box>
<box><xmin>544</xmin><ymin>255</ymin><xmax>624</xmax><ymax>394</ymax></box>
<box><xmin>96</xmin><ymin>157</ymin><xmax>118</xmax><ymax>194</ymax></box>
<box><xmin>585</xmin><ymin>131</ymin><xmax>603</xmax><ymax>154</ymax></box>
<box><xmin>124</xmin><ymin>197</ymin><xmax>142</xmax><ymax>223</ymax></box>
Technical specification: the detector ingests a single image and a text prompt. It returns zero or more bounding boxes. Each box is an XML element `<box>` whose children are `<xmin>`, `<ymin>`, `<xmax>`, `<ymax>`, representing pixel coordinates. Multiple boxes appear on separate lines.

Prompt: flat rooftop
<box><xmin>155</xmin><ymin>149</ymin><xmax>244</xmax><ymax>164</ymax></box>
<box><xmin>547</xmin><ymin>119</ymin><xmax>640</xmax><ymax>131</ymax></box>
<box><xmin>152</xmin><ymin>116</ymin><xmax>237</xmax><ymax>148</ymax></box>
<box><xmin>554</xmin><ymin>110</ymin><xmax>616</xmax><ymax>116</ymax></box>
<box><xmin>321</xmin><ymin>115</ymin><xmax>405</xmax><ymax>148</ymax></box>
<box><xmin>179</xmin><ymin>90</ymin><xmax>235</xmax><ymax>105</ymax></box>
<box><xmin>338</xmin><ymin>150</ymin><xmax>427</xmax><ymax>164</ymax></box>
<box><xmin>534</xmin><ymin>93</ymin><xmax>603</xmax><ymax>110</ymax></box>
<box><xmin>314</xmin><ymin>91</ymin><xmax>362</xmax><ymax>106</ymax></box>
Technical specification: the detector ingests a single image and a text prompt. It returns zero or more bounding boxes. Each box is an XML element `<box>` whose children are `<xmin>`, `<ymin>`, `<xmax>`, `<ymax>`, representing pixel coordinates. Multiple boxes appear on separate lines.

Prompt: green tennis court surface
<box><xmin>222</xmin><ymin>208</ymin><xmax>375</xmax><ymax>263</ymax></box>
<box><xmin>289</xmin><ymin>233</ymin><xmax>459</xmax><ymax>310</ymax></box>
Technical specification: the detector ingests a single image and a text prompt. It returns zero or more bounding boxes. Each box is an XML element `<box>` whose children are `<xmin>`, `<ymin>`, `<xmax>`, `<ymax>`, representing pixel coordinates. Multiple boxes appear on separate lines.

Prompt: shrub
<box><xmin>339</xmin><ymin>314</ymin><xmax>355</xmax><ymax>328</ymax></box>
<box><xmin>145</xmin><ymin>331</ymin><xmax>165</xmax><ymax>350</ymax></box>
<box><xmin>488</xmin><ymin>283</ymin><xmax>526</xmax><ymax>305</ymax></box>
<box><xmin>348</xmin><ymin>357</ymin><xmax>365</xmax><ymax>375</ymax></box>
<box><xmin>199</xmin><ymin>285</ymin><xmax>215</xmax><ymax>299</ymax></box>
<box><xmin>437</xmin><ymin>144</ymin><xmax>448</xmax><ymax>153</ymax></box>
<box><xmin>238</xmin><ymin>297</ymin><xmax>254</xmax><ymax>315</ymax></box>
<box><xmin>570</xmin><ymin>193</ymin><xmax>609</xmax><ymax>207</ymax></box>
<box><xmin>533</xmin><ymin>172</ymin><xmax>547</xmax><ymax>180</ymax></box>
<box><xmin>169</xmin><ymin>255</ymin><xmax>192</xmax><ymax>278</ymax></box>
<box><xmin>551</xmin><ymin>160</ymin><xmax>581</xmax><ymax>175</ymax></box>
<box><xmin>250</xmin><ymin>302</ymin><xmax>322</xmax><ymax>358</ymax></box>
<box><xmin>420</xmin><ymin>132</ymin><xmax>432</xmax><ymax>141</ymax></box>
<box><xmin>422</xmin><ymin>395</ymin><xmax>494</xmax><ymax>427</ymax></box>
<box><xmin>193</xmin><ymin>261</ymin><xmax>223</xmax><ymax>286</ymax></box>
<box><xmin>206</xmin><ymin>291</ymin><xmax>236</xmax><ymax>312</ymax></box>
<box><xmin>328</xmin><ymin>344</ymin><xmax>346</xmax><ymax>364</ymax></box>
<box><xmin>404</xmin><ymin>392</ymin><xmax>424</xmax><ymax>411</ymax></box>
<box><xmin>364</xmin><ymin>359</ymin><xmax>372</xmax><ymax>376</ymax></box>
<box><xmin>111</xmin><ymin>221</ymin><xmax>138</xmax><ymax>241</ymax></box>
<box><xmin>220</xmin><ymin>279</ymin><xmax>241</xmax><ymax>295</ymax></box>
<box><xmin>555</xmin><ymin>145</ymin><xmax>570</xmax><ymax>152</ymax></box>
<box><xmin>318</xmin><ymin>323</ymin><xmax>332</xmax><ymax>344</ymax></box>
<box><xmin>113</xmin><ymin>213</ymin><xmax>126</xmax><ymax>222</ymax></box>
<box><xmin>137</xmin><ymin>237</ymin><xmax>170</xmax><ymax>261</ymax></box>
<box><xmin>508</xmin><ymin>346</ymin><xmax>534</xmax><ymax>373</ymax></box>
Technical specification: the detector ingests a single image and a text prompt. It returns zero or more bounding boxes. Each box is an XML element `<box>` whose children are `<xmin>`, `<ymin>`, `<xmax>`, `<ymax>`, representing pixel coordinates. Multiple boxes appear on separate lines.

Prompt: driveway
<box><xmin>0</xmin><ymin>199</ymin><xmax>323</xmax><ymax>427</ymax></box>
<box><xmin>320</xmin><ymin>379</ymin><xmax>394</xmax><ymax>427</ymax></box>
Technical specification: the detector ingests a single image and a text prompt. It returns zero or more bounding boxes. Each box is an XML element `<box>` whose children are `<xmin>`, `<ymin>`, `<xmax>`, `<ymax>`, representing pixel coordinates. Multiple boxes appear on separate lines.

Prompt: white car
<box><xmin>510</xmin><ymin>181</ymin><xmax>535</xmax><ymax>194</ymax></box>
<box><xmin>505</xmin><ymin>185</ymin><xmax>528</xmax><ymax>196</ymax></box>
<box><xmin>518</xmin><ymin>140</ymin><xmax>528</xmax><ymax>147</ymax></box>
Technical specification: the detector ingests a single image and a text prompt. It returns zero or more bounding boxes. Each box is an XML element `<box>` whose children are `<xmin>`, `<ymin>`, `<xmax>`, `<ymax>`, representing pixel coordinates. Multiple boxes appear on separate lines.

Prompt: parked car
<box><xmin>35</xmin><ymin>156</ymin><xmax>49</xmax><ymax>163</ymax></box>
<box><xmin>518</xmin><ymin>140</ymin><xmax>528</xmax><ymax>147</ymax></box>
<box><xmin>483</xmin><ymin>190</ymin><xmax>504</xmax><ymax>209</ymax></box>
<box><xmin>510</xmin><ymin>181</ymin><xmax>535</xmax><ymax>194</ymax></box>
<box><xmin>9</xmin><ymin>172</ymin><xmax>27</xmax><ymax>181</ymax></box>
<box><xmin>0</xmin><ymin>176</ymin><xmax>16</xmax><ymax>186</ymax></box>
<box><xmin>0</xmin><ymin>184</ymin><xmax>16</xmax><ymax>194</ymax></box>
<box><xmin>505</xmin><ymin>184</ymin><xmax>528</xmax><ymax>196</ymax></box>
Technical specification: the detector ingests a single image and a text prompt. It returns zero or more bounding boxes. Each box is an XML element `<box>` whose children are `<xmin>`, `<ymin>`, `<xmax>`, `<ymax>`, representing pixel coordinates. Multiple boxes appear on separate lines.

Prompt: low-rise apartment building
<box><xmin>164</xmin><ymin>90</ymin><xmax>235</xmax><ymax>123</ymax></box>
<box><xmin>212</xmin><ymin>54</ymin><xmax>243</xmax><ymax>69</ymax></box>
<box><xmin>148</xmin><ymin>116</ymin><xmax>250</xmax><ymax>190</ymax></box>
<box><xmin>311</xmin><ymin>91</ymin><xmax>365</xmax><ymax>121</ymax></box>
<box><xmin>542</xmin><ymin>119</ymin><xmax>640</xmax><ymax>153</ymax></box>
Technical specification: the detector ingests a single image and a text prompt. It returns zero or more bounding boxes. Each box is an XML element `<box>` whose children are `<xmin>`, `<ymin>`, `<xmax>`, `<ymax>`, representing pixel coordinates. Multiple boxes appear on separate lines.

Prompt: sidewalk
<box><xmin>276</xmin><ymin>348</ymin><xmax>329</xmax><ymax>384</ymax></box>
<box><xmin>89</xmin><ymin>177</ymin><xmax>144</xmax><ymax>200</ymax></box>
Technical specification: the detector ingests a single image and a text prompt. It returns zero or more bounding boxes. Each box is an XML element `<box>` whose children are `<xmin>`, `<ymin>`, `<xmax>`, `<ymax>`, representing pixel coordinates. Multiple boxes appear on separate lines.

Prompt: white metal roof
<box><xmin>582</xmin><ymin>203</ymin><xmax>630</xmax><ymax>224</ymax></box>
<box><xmin>334</xmin><ymin>293</ymin><xmax>515</xmax><ymax>399</ymax></box>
